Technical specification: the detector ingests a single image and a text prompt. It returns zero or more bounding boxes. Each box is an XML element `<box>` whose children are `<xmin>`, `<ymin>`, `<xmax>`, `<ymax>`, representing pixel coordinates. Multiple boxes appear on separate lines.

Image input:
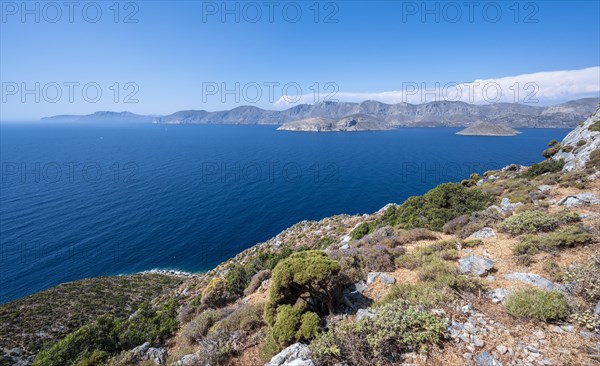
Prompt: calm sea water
<box><xmin>0</xmin><ymin>123</ymin><xmax>570</xmax><ymax>303</ymax></box>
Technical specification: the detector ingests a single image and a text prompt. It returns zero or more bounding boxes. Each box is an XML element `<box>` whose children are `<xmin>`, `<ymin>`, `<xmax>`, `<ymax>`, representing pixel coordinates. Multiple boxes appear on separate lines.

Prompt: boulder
<box><xmin>557</xmin><ymin>192</ymin><xmax>600</xmax><ymax>207</ymax></box>
<box><xmin>459</xmin><ymin>255</ymin><xmax>495</xmax><ymax>276</ymax></box>
<box><xmin>131</xmin><ymin>342</ymin><xmax>167</xmax><ymax>365</ymax></box>
<box><xmin>488</xmin><ymin>288</ymin><xmax>512</xmax><ymax>304</ymax></box>
<box><xmin>500</xmin><ymin>197</ymin><xmax>523</xmax><ymax>212</ymax></box>
<box><xmin>504</xmin><ymin>273</ymin><xmax>554</xmax><ymax>290</ymax></box>
<box><xmin>266</xmin><ymin>343</ymin><xmax>314</xmax><ymax>366</ymax></box>
<box><xmin>538</xmin><ymin>185</ymin><xmax>553</xmax><ymax>192</ymax></box>
<box><xmin>367</xmin><ymin>272</ymin><xmax>395</xmax><ymax>285</ymax></box>
<box><xmin>468</xmin><ymin>227</ymin><xmax>497</xmax><ymax>239</ymax></box>
<box><xmin>177</xmin><ymin>354</ymin><xmax>201</xmax><ymax>366</ymax></box>
<box><xmin>595</xmin><ymin>300</ymin><xmax>600</xmax><ymax>316</ymax></box>
<box><xmin>475</xmin><ymin>352</ymin><xmax>501</xmax><ymax>366</ymax></box>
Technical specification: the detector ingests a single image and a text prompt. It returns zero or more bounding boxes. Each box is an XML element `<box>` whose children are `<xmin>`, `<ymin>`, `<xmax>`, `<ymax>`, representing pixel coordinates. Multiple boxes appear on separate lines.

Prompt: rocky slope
<box><xmin>12</xmin><ymin>107</ymin><xmax>600</xmax><ymax>366</ymax></box>
<box><xmin>277</xmin><ymin>114</ymin><xmax>392</xmax><ymax>132</ymax></box>
<box><xmin>552</xmin><ymin>105</ymin><xmax>600</xmax><ymax>171</ymax></box>
<box><xmin>456</xmin><ymin>122</ymin><xmax>521</xmax><ymax>136</ymax></box>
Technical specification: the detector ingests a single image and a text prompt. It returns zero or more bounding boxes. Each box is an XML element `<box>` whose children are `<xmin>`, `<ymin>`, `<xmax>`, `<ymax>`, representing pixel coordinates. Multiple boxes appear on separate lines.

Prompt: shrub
<box><xmin>542</xmin><ymin>145</ymin><xmax>561</xmax><ymax>158</ymax></box>
<box><xmin>181</xmin><ymin>308</ymin><xmax>229</xmax><ymax>345</ymax></box>
<box><xmin>351</xmin><ymin>183</ymin><xmax>493</xmax><ymax>237</ymax></box>
<box><xmin>577</xmin><ymin>139</ymin><xmax>587</xmax><ymax>147</ymax></box>
<box><xmin>354</xmin><ymin>245</ymin><xmax>404</xmax><ymax>272</ymax></box>
<box><xmin>587</xmin><ymin>149</ymin><xmax>600</xmax><ymax>169</ymax></box>
<box><xmin>271</xmin><ymin>305</ymin><xmax>319</xmax><ymax>346</ymax></box>
<box><xmin>542</xmin><ymin>260</ymin><xmax>564</xmax><ymax>282</ymax></box>
<box><xmin>418</xmin><ymin>260</ymin><xmax>456</xmax><ymax>282</ymax></box>
<box><xmin>266</xmin><ymin>251</ymin><xmax>342</xmax><ymax>324</ymax></box>
<box><xmin>357</xmin><ymin>301</ymin><xmax>446</xmax><ymax>357</ymax></box>
<box><xmin>564</xmin><ymin>261</ymin><xmax>600</xmax><ymax>303</ymax></box>
<box><xmin>202</xmin><ymin>278</ymin><xmax>234</xmax><ymax>308</ymax></box>
<box><xmin>561</xmin><ymin>145</ymin><xmax>574</xmax><ymax>153</ymax></box>
<box><xmin>224</xmin><ymin>264</ymin><xmax>254</xmax><ymax>296</ymax></box>
<box><xmin>545</xmin><ymin>225</ymin><xmax>593</xmax><ymax>248</ymax></box>
<box><xmin>505</xmin><ymin>289</ymin><xmax>568</xmax><ymax>322</ymax></box>
<box><xmin>499</xmin><ymin>210</ymin><xmax>580</xmax><ymax>235</ymax></box>
<box><xmin>513</xmin><ymin>235</ymin><xmax>541</xmax><ymax>256</ymax></box>
<box><xmin>244</xmin><ymin>269</ymin><xmax>271</xmax><ymax>296</ymax></box>
<box><xmin>350</xmin><ymin>222</ymin><xmax>371</xmax><ymax>240</ymax></box>
<box><xmin>34</xmin><ymin>301</ymin><xmax>178</xmax><ymax>366</ymax></box>
<box><xmin>522</xmin><ymin>159</ymin><xmax>565</xmax><ymax>178</ymax></box>
<box><xmin>548</xmin><ymin>139</ymin><xmax>559</xmax><ymax>147</ymax></box>
<box><xmin>588</xmin><ymin>120</ymin><xmax>600</xmax><ymax>132</ymax></box>
<box><xmin>210</xmin><ymin>303</ymin><xmax>265</xmax><ymax>335</ymax></box>
<box><xmin>379</xmin><ymin>283</ymin><xmax>451</xmax><ymax>308</ymax></box>
<box><xmin>310</xmin><ymin>301</ymin><xmax>445</xmax><ymax>365</ymax></box>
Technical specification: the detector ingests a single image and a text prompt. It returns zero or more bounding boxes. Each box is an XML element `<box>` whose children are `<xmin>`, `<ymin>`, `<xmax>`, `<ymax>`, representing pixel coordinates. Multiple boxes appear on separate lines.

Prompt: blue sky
<box><xmin>1</xmin><ymin>0</ymin><xmax>599</xmax><ymax>120</ymax></box>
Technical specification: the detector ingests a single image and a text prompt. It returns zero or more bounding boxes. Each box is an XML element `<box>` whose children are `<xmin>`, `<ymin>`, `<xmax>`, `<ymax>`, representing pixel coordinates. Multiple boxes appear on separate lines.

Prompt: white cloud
<box><xmin>273</xmin><ymin>66</ymin><xmax>600</xmax><ymax>107</ymax></box>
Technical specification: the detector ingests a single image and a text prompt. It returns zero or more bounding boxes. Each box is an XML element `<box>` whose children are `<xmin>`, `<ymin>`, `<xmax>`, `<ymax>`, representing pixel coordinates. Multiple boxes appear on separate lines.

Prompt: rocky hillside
<box><xmin>10</xmin><ymin>107</ymin><xmax>600</xmax><ymax>366</ymax></box>
<box><xmin>277</xmin><ymin>114</ymin><xmax>392</xmax><ymax>132</ymax></box>
<box><xmin>43</xmin><ymin>98</ymin><xmax>599</xmax><ymax>128</ymax></box>
<box><xmin>153</xmin><ymin>99</ymin><xmax>598</xmax><ymax>128</ymax></box>
<box><xmin>552</xmin><ymin>105</ymin><xmax>600</xmax><ymax>171</ymax></box>
<box><xmin>456</xmin><ymin>122</ymin><xmax>521</xmax><ymax>136</ymax></box>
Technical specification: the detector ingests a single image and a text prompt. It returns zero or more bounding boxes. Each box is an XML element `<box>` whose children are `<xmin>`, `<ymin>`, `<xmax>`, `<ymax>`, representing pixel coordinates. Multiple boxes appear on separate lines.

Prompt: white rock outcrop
<box><xmin>553</xmin><ymin>106</ymin><xmax>600</xmax><ymax>171</ymax></box>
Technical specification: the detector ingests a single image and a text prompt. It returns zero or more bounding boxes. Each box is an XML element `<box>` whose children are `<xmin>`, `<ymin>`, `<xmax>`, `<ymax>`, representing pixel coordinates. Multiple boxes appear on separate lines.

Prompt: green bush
<box><xmin>577</xmin><ymin>139</ymin><xmax>587</xmax><ymax>147</ymax></box>
<box><xmin>561</xmin><ymin>145</ymin><xmax>574</xmax><ymax>153</ymax></box>
<box><xmin>34</xmin><ymin>300</ymin><xmax>178</xmax><ymax>366</ymax></box>
<box><xmin>310</xmin><ymin>301</ymin><xmax>445</xmax><ymax>365</ymax></box>
<box><xmin>210</xmin><ymin>303</ymin><xmax>265</xmax><ymax>335</ymax></box>
<box><xmin>357</xmin><ymin>300</ymin><xmax>446</xmax><ymax>357</ymax></box>
<box><xmin>271</xmin><ymin>305</ymin><xmax>319</xmax><ymax>346</ymax></box>
<box><xmin>588</xmin><ymin>120</ymin><xmax>600</xmax><ymax>132</ymax></box>
<box><xmin>379</xmin><ymin>283</ymin><xmax>451</xmax><ymax>308</ymax></box>
<box><xmin>542</xmin><ymin>145</ymin><xmax>561</xmax><ymax>158</ymax></box>
<box><xmin>201</xmin><ymin>278</ymin><xmax>234</xmax><ymax>308</ymax></box>
<box><xmin>505</xmin><ymin>289</ymin><xmax>569</xmax><ymax>322</ymax></box>
<box><xmin>350</xmin><ymin>183</ymin><xmax>493</xmax><ymax>238</ymax></box>
<box><xmin>499</xmin><ymin>210</ymin><xmax>580</xmax><ymax>235</ymax></box>
<box><xmin>522</xmin><ymin>159</ymin><xmax>565</xmax><ymax>178</ymax></box>
<box><xmin>181</xmin><ymin>308</ymin><xmax>229</xmax><ymax>346</ymax></box>
<box><xmin>224</xmin><ymin>264</ymin><xmax>254</xmax><ymax>296</ymax></box>
<box><xmin>546</xmin><ymin>225</ymin><xmax>593</xmax><ymax>248</ymax></box>
<box><xmin>588</xmin><ymin>149</ymin><xmax>600</xmax><ymax>169</ymax></box>
<box><xmin>266</xmin><ymin>251</ymin><xmax>342</xmax><ymax>324</ymax></box>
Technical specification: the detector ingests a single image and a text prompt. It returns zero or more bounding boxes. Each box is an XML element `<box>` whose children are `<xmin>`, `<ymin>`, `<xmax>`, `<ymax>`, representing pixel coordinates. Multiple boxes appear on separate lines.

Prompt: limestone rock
<box><xmin>553</xmin><ymin>106</ymin><xmax>600</xmax><ymax>171</ymax></box>
<box><xmin>131</xmin><ymin>342</ymin><xmax>167</xmax><ymax>365</ymax></box>
<box><xmin>367</xmin><ymin>272</ymin><xmax>395</xmax><ymax>285</ymax></box>
<box><xmin>500</xmin><ymin>197</ymin><xmax>523</xmax><ymax>212</ymax></box>
<box><xmin>459</xmin><ymin>255</ymin><xmax>495</xmax><ymax>276</ymax></box>
<box><xmin>468</xmin><ymin>227</ymin><xmax>497</xmax><ymax>239</ymax></box>
<box><xmin>504</xmin><ymin>273</ymin><xmax>554</xmax><ymax>290</ymax></box>
<box><xmin>557</xmin><ymin>192</ymin><xmax>600</xmax><ymax>207</ymax></box>
<box><xmin>265</xmin><ymin>343</ymin><xmax>314</xmax><ymax>366</ymax></box>
<box><xmin>475</xmin><ymin>351</ymin><xmax>501</xmax><ymax>366</ymax></box>
<box><xmin>488</xmin><ymin>288</ymin><xmax>512</xmax><ymax>304</ymax></box>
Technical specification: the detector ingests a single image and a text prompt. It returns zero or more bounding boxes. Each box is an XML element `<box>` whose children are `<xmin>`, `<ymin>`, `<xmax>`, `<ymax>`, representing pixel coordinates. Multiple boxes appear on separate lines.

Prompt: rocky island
<box><xmin>456</xmin><ymin>122</ymin><xmax>522</xmax><ymax>136</ymax></box>
<box><xmin>277</xmin><ymin>114</ymin><xmax>392</xmax><ymax>132</ymax></box>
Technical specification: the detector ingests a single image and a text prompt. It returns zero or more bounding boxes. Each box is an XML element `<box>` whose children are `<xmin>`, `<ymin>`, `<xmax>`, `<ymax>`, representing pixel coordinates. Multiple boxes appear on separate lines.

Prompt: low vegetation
<box><xmin>33</xmin><ymin>300</ymin><xmax>179</xmax><ymax>366</ymax></box>
<box><xmin>499</xmin><ymin>210</ymin><xmax>580</xmax><ymax>235</ymax></box>
<box><xmin>505</xmin><ymin>289</ymin><xmax>569</xmax><ymax>322</ymax></box>
<box><xmin>310</xmin><ymin>300</ymin><xmax>446</xmax><ymax>365</ymax></box>
<box><xmin>351</xmin><ymin>183</ymin><xmax>494</xmax><ymax>238</ymax></box>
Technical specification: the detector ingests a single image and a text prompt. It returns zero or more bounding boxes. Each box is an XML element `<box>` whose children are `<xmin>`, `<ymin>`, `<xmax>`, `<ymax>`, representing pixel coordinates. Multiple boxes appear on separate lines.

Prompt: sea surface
<box><xmin>0</xmin><ymin>123</ymin><xmax>571</xmax><ymax>303</ymax></box>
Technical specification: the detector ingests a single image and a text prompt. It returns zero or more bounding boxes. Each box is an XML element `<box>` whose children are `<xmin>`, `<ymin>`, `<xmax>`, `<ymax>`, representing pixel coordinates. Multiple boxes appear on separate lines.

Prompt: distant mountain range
<box><xmin>42</xmin><ymin>98</ymin><xmax>599</xmax><ymax>129</ymax></box>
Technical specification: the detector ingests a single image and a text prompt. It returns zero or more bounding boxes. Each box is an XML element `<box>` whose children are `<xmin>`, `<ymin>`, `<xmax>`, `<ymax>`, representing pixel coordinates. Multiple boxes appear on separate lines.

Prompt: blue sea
<box><xmin>0</xmin><ymin>123</ymin><xmax>570</xmax><ymax>303</ymax></box>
